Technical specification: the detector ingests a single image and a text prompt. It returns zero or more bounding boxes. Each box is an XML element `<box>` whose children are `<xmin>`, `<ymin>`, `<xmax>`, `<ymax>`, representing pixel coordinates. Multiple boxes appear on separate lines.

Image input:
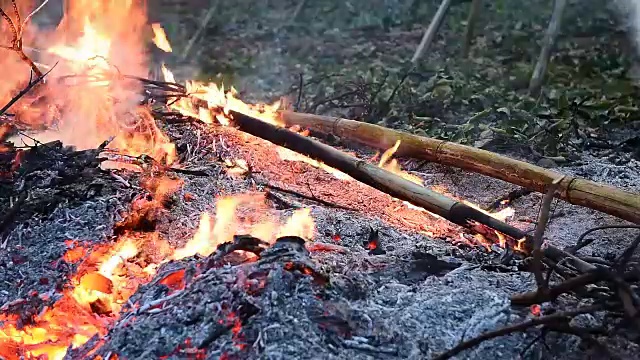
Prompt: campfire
<box><xmin>1</xmin><ymin>1</ymin><xmax>639</xmax><ymax>359</ymax></box>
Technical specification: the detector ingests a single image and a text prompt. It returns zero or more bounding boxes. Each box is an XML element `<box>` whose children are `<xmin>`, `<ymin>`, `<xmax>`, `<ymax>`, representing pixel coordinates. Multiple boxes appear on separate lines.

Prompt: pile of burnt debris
<box><xmin>2</xmin><ymin>107</ymin><xmax>640</xmax><ymax>359</ymax></box>
<box><xmin>1</xmin><ymin>0</ymin><xmax>639</xmax><ymax>358</ymax></box>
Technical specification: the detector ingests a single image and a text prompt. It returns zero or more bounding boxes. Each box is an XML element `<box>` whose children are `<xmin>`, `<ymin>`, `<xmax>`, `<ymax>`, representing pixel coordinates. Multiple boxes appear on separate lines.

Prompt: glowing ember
<box><xmin>63</xmin><ymin>240</ymin><xmax>90</xmax><ymax>263</ymax></box>
<box><xmin>0</xmin><ymin>235</ymin><xmax>161</xmax><ymax>360</ymax></box>
<box><xmin>276</xmin><ymin>147</ymin><xmax>352</xmax><ymax>180</ymax></box>
<box><xmin>530</xmin><ymin>304</ymin><xmax>542</xmax><ymax>317</ymax></box>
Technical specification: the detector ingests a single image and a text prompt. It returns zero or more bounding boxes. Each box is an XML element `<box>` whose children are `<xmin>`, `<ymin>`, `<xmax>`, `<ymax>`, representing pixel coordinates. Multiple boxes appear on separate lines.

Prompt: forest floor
<box><xmin>161</xmin><ymin>0</ymin><xmax>640</xmax><ymax>161</ymax></box>
<box><xmin>1</xmin><ymin>1</ymin><xmax>640</xmax><ymax>359</ymax></box>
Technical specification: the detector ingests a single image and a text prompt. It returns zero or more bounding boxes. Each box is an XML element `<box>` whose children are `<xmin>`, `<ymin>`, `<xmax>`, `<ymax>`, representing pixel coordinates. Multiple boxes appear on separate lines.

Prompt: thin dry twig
<box><xmin>0</xmin><ymin>1</ymin><xmax>43</xmax><ymax>77</ymax></box>
<box><xmin>615</xmin><ymin>233</ymin><xmax>640</xmax><ymax>270</ymax></box>
<box><xmin>19</xmin><ymin>0</ymin><xmax>50</xmax><ymax>37</ymax></box>
<box><xmin>532</xmin><ymin>176</ymin><xmax>564</xmax><ymax>288</ymax></box>
<box><xmin>264</xmin><ymin>183</ymin><xmax>357</xmax><ymax>212</ymax></box>
<box><xmin>485</xmin><ymin>187</ymin><xmax>533</xmax><ymax>211</ymax></box>
<box><xmin>568</xmin><ymin>225</ymin><xmax>640</xmax><ymax>254</ymax></box>
<box><xmin>433</xmin><ymin>305</ymin><xmax>602</xmax><ymax>360</ymax></box>
<box><xmin>511</xmin><ymin>271</ymin><xmax>603</xmax><ymax>306</ymax></box>
<box><xmin>0</xmin><ymin>62</ymin><xmax>56</xmax><ymax>116</ymax></box>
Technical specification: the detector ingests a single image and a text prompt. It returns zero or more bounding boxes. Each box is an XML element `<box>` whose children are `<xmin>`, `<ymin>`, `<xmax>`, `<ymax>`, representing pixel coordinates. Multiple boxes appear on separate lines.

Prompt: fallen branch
<box><xmin>262</xmin><ymin>182</ymin><xmax>357</xmax><ymax>211</ymax></box>
<box><xmin>278</xmin><ymin>111</ymin><xmax>640</xmax><ymax>224</ymax></box>
<box><xmin>230</xmin><ymin>110</ymin><xmax>531</xmax><ymax>244</ymax></box>
<box><xmin>485</xmin><ymin>187</ymin><xmax>533</xmax><ymax>211</ymax></box>
<box><xmin>511</xmin><ymin>270</ymin><xmax>603</xmax><ymax>306</ymax></box>
<box><xmin>230</xmin><ymin>111</ymin><xmax>602</xmax><ymax>268</ymax></box>
<box><xmin>567</xmin><ymin>225</ymin><xmax>640</xmax><ymax>254</ymax></box>
<box><xmin>0</xmin><ymin>1</ymin><xmax>43</xmax><ymax>77</ymax></box>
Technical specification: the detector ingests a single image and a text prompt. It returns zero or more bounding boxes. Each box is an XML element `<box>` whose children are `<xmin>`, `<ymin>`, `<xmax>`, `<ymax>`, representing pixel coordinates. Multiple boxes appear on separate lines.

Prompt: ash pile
<box><xmin>1</xmin><ymin>0</ymin><xmax>640</xmax><ymax>359</ymax></box>
<box><xmin>1</xmin><ymin>115</ymin><xmax>638</xmax><ymax>359</ymax></box>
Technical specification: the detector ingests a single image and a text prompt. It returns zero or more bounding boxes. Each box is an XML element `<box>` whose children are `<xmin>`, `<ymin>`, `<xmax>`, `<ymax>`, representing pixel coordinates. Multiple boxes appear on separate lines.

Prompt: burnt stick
<box><xmin>229</xmin><ymin>111</ymin><xmax>597</xmax><ymax>272</ymax></box>
<box><xmin>433</xmin><ymin>305</ymin><xmax>602</xmax><ymax>360</ymax></box>
<box><xmin>511</xmin><ymin>269</ymin><xmax>639</xmax><ymax>306</ymax></box>
<box><xmin>229</xmin><ymin>110</ymin><xmax>531</xmax><ymax>247</ymax></box>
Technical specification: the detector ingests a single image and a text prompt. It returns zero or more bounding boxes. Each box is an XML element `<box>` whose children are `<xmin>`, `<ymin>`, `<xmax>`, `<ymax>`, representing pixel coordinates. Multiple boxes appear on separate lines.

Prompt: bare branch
<box><xmin>20</xmin><ymin>0</ymin><xmax>51</xmax><ymax>38</ymax></box>
<box><xmin>10</xmin><ymin>0</ymin><xmax>20</xmax><ymax>34</ymax></box>
<box><xmin>532</xmin><ymin>176</ymin><xmax>564</xmax><ymax>288</ymax></box>
<box><xmin>0</xmin><ymin>2</ymin><xmax>43</xmax><ymax>77</ymax></box>
<box><xmin>0</xmin><ymin>8</ymin><xmax>18</xmax><ymax>40</ymax></box>
<box><xmin>433</xmin><ymin>306</ymin><xmax>602</xmax><ymax>360</ymax></box>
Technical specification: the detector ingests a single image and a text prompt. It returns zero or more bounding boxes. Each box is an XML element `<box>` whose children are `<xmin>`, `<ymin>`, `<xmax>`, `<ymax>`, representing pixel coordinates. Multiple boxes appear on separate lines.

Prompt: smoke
<box><xmin>614</xmin><ymin>0</ymin><xmax>640</xmax><ymax>53</ymax></box>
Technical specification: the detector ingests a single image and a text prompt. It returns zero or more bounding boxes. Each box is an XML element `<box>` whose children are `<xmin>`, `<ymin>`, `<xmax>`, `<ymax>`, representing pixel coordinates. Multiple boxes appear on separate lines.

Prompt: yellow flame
<box><xmin>173</xmin><ymin>195</ymin><xmax>317</xmax><ymax>260</ymax></box>
<box><xmin>378</xmin><ymin>140</ymin><xmax>423</xmax><ymax>185</ymax></box>
<box><xmin>160</xmin><ymin>66</ymin><xmax>283</xmax><ymax>127</ymax></box>
<box><xmin>151</xmin><ymin>23</ymin><xmax>172</xmax><ymax>52</ymax></box>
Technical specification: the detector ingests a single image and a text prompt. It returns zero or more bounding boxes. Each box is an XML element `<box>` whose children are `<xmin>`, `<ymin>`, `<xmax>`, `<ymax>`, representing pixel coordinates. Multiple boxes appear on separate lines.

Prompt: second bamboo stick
<box><xmin>278</xmin><ymin>111</ymin><xmax>640</xmax><ymax>224</ymax></box>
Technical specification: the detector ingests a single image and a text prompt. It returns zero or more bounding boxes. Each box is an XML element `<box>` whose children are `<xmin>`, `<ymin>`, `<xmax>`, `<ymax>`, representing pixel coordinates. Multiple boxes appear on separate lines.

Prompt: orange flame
<box><xmin>378</xmin><ymin>140</ymin><xmax>423</xmax><ymax>185</ymax></box>
<box><xmin>160</xmin><ymin>66</ymin><xmax>282</xmax><ymax>127</ymax></box>
<box><xmin>0</xmin><ymin>235</ymin><xmax>163</xmax><ymax>360</ymax></box>
<box><xmin>3</xmin><ymin>0</ymin><xmax>175</xmax><ymax>166</ymax></box>
<box><xmin>173</xmin><ymin>194</ymin><xmax>316</xmax><ymax>259</ymax></box>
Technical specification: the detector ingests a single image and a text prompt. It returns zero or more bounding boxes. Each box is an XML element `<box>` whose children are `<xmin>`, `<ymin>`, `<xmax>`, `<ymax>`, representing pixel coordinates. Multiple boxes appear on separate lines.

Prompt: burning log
<box><xmin>230</xmin><ymin>110</ymin><xmax>530</xmax><ymax>245</ymax></box>
<box><xmin>278</xmin><ymin>111</ymin><xmax>640</xmax><ymax>224</ymax></box>
<box><xmin>229</xmin><ymin>110</ymin><xmax>606</xmax><ymax>273</ymax></box>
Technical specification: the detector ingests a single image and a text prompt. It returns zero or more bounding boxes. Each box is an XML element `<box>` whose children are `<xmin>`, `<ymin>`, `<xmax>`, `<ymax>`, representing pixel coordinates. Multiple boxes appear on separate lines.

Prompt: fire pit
<box><xmin>1</xmin><ymin>1</ymin><xmax>640</xmax><ymax>359</ymax></box>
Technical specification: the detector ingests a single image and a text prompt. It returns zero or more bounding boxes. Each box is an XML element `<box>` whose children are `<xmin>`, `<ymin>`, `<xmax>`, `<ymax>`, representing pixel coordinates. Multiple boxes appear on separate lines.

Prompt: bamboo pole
<box><xmin>278</xmin><ymin>111</ymin><xmax>640</xmax><ymax>224</ymax></box>
<box><xmin>411</xmin><ymin>0</ymin><xmax>452</xmax><ymax>64</ymax></box>
<box><xmin>528</xmin><ymin>0</ymin><xmax>567</xmax><ymax>97</ymax></box>
<box><xmin>229</xmin><ymin>110</ymin><xmax>527</xmax><ymax>244</ymax></box>
<box><xmin>229</xmin><ymin>110</ymin><xmax>593</xmax><ymax>269</ymax></box>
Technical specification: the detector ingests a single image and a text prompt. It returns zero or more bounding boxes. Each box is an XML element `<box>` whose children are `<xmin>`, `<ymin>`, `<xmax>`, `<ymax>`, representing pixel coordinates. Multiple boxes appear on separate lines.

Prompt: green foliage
<box><xmin>182</xmin><ymin>0</ymin><xmax>632</xmax><ymax>156</ymax></box>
